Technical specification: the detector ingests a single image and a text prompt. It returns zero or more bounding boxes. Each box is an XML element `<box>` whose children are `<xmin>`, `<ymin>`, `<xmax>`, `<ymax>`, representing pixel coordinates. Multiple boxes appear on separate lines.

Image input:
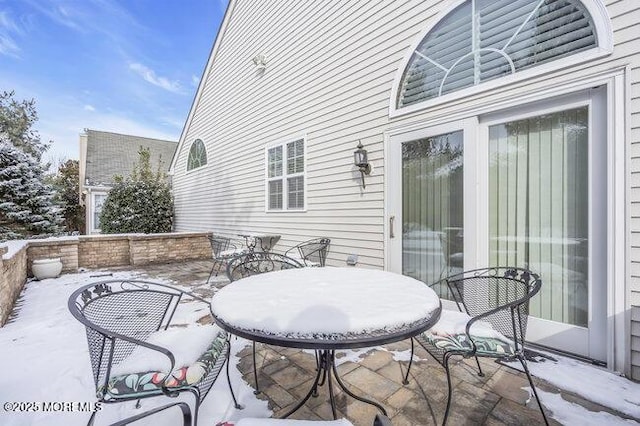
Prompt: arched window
<box><xmin>187</xmin><ymin>139</ymin><xmax>207</xmax><ymax>171</ymax></box>
<box><xmin>397</xmin><ymin>0</ymin><xmax>606</xmax><ymax>110</ymax></box>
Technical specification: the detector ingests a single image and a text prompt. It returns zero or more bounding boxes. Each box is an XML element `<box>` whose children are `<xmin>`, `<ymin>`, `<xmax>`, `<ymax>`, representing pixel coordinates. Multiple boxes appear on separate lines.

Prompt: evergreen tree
<box><xmin>0</xmin><ymin>92</ymin><xmax>62</xmax><ymax>241</ymax></box>
<box><xmin>99</xmin><ymin>147</ymin><xmax>173</xmax><ymax>234</ymax></box>
<box><xmin>50</xmin><ymin>159</ymin><xmax>85</xmax><ymax>233</ymax></box>
<box><xmin>0</xmin><ymin>91</ymin><xmax>47</xmax><ymax>160</ymax></box>
<box><xmin>0</xmin><ymin>135</ymin><xmax>62</xmax><ymax>240</ymax></box>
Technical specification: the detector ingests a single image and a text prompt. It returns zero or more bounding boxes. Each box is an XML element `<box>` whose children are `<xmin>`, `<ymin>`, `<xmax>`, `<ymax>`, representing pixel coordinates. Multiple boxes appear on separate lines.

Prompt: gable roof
<box><xmin>169</xmin><ymin>0</ymin><xmax>236</xmax><ymax>174</ymax></box>
<box><xmin>84</xmin><ymin>129</ymin><xmax>177</xmax><ymax>186</ymax></box>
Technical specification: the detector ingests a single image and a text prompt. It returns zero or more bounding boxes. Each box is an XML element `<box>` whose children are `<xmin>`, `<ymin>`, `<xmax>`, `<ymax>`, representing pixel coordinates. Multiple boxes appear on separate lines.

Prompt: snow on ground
<box><xmin>1</xmin><ymin>240</ymin><xmax>29</xmax><ymax>259</ymax></box>
<box><xmin>0</xmin><ymin>270</ymin><xmax>269</xmax><ymax>426</ymax></box>
<box><xmin>534</xmin><ymin>389</ymin><xmax>638</xmax><ymax>426</ymax></box>
<box><xmin>505</xmin><ymin>354</ymin><xmax>640</xmax><ymax>420</ymax></box>
<box><xmin>3</xmin><ymin>270</ymin><xmax>640</xmax><ymax>425</ymax></box>
<box><xmin>325</xmin><ymin>345</ymin><xmax>640</xmax><ymax>425</ymax></box>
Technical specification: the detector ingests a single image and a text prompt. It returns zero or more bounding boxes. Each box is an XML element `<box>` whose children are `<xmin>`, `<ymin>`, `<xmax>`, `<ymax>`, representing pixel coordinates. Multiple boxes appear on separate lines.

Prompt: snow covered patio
<box><xmin>1</xmin><ymin>260</ymin><xmax>640</xmax><ymax>426</ymax></box>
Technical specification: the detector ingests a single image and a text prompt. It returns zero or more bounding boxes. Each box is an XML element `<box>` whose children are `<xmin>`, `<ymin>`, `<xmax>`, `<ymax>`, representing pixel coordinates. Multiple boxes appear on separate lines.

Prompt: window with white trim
<box><xmin>266</xmin><ymin>139</ymin><xmax>305</xmax><ymax>211</ymax></box>
<box><xmin>93</xmin><ymin>193</ymin><xmax>107</xmax><ymax>231</ymax></box>
<box><xmin>187</xmin><ymin>139</ymin><xmax>207</xmax><ymax>171</ymax></box>
<box><xmin>398</xmin><ymin>0</ymin><xmax>598</xmax><ymax>108</ymax></box>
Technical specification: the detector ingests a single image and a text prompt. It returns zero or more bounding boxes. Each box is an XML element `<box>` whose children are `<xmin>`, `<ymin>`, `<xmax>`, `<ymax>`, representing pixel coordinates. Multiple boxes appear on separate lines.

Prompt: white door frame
<box><xmin>384</xmin><ymin>68</ymin><xmax>628</xmax><ymax>374</ymax></box>
<box><xmin>478</xmin><ymin>88</ymin><xmax>607</xmax><ymax>361</ymax></box>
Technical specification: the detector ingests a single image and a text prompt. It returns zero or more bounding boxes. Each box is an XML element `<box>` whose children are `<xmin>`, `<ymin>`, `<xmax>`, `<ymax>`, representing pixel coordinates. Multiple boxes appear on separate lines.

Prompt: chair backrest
<box><xmin>287</xmin><ymin>238</ymin><xmax>330</xmax><ymax>266</ymax></box>
<box><xmin>226</xmin><ymin>252</ymin><xmax>304</xmax><ymax>282</ymax></box>
<box><xmin>209</xmin><ymin>235</ymin><xmax>231</xmax><ymax>257</ymax></box>
<box><xmin>68</xmin><ymin>280</ymin><xmax>185</xmax><ymax>394</ymax></box>
<box><xmin>437</xmin><ymin>267</ymin><xmax>542</xmax><ymax>348</ymax></box>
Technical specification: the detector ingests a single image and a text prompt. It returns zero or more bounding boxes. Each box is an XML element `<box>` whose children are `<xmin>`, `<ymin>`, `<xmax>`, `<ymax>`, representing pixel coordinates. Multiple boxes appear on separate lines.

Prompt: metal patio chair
<box><xmin>68</xmin><ymin>279</ymin><xmax>240</xmax><ymax>426</ymax></box>
<box><xmin>225</xmin><ymin>252</ymin><xmax>304</xmax><ymax>393</ymax></box>
<box><xmin>284</xmin><ymin>237</ymin><xmax>331</xmax><ymax>267</ymax></box>
<box><xmin>226</xmin><ymin>252</ymin><xmax>304</xmax><ymax>282</ymax></box>
<box><xmin>207</xmin><ymin>235</ymin><xmax>246</xmax><ymax>284</ymax></box>
<box><xmin>413</xmin><ymin>267</ymin><xmax>549</xmax><ymax>426</ymax></box>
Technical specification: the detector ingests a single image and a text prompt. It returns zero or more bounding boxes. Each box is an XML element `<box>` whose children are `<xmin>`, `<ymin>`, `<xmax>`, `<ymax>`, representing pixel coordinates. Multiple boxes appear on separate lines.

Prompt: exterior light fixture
<box><xmin>252</xmin><ymin>54</ymin><xmax>267</xmax><ymax>71</ymax></box>
<box><xmin>353</xmin><ymin>140</ymin><xmax>371</xmax><ymax>188</ymax></box>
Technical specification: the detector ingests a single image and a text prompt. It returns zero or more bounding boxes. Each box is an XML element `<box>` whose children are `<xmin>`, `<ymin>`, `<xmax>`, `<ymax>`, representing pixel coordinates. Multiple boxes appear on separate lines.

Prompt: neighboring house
<box><xmin>79</xmin><ymin>129</ymin><xmax>177</xmax><ymax>234</ymax></box>
<box><xmin>168</xmin><ymin>0</ymin><xmax>640</xmax><ymax>379</ymax></box>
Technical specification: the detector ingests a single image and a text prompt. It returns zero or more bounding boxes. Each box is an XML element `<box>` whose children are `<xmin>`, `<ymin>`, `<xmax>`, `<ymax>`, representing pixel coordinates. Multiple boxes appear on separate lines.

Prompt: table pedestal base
<box><xmin>280</xmin><ymin>350</ymin><xmax>387</xmax><ymax>420</ymax></box>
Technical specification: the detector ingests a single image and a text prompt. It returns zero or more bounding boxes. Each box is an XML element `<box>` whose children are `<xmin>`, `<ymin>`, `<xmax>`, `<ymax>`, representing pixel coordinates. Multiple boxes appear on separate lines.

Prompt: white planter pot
<box><xmin>32</xmin><ymin>258</ymin><xmax>63</xmax><ymax>280</ymax></box>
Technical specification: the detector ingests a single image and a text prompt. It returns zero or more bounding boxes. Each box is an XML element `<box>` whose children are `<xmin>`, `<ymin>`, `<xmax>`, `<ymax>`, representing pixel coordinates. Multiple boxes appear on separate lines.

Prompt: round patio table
<box><xmin>211</xmin><ymin>267</ymin><xmax>441</xmax><ymax>419</ymax></box>
<box><xmin>237</xmin><ymin>233</ymin><xmax>281</xmax><ymax>252</ymax></box>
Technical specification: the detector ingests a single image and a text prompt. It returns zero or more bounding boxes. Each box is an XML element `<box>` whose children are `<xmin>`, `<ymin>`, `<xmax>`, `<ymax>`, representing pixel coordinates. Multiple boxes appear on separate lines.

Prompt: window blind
<box><xmin>398</xmin><ymin>0</ymin><xmax>597</xmax><ymax>108</ymax></box>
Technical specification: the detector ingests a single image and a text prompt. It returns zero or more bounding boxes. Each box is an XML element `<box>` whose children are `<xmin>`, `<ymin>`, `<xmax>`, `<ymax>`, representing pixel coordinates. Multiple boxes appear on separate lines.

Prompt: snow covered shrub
<box><xmin>99</xmin><ymin>147</ymin><xmax>173</xmax><ymax>234</ymax></box>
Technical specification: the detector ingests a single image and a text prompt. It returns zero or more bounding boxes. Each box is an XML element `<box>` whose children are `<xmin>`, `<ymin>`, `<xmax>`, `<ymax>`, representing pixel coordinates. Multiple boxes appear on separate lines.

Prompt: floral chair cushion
<box><xmin>420</xmin><ymin>310</ymin><xmax>515</xmax><ymax>356</ymax></box>
<box><xmin>102</xmin><ymin>330</ymin><xmax>227</xmax><ymax>400</ymax></box>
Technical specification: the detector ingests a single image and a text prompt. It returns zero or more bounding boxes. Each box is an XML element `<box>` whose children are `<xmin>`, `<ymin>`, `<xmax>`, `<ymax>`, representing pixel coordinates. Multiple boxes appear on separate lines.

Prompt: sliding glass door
<box><xmin>388</xmin><ymin>88</ymin><xmax>607</xmax><ymax>361</ymax></box>
<box><xmin>488</xmin><ymin>107</ymin><xmax>589</xmax><ymax>327</ymax></box>
<box><xmin>402</xmin><ymin>131</ymin><xmax>464</xmax><ymax>296</ymax></box>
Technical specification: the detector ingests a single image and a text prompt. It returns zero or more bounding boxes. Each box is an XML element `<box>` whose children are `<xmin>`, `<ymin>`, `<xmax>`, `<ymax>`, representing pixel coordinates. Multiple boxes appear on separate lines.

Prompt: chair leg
<box><xmin>188</xmin><ymin>388</ymin><xmax>201</xmax><ymax>426</ymax></box>
<box><xmin>403</xmin><ymin>337</ymin><xmax>415</xmax><ymax>385</ymax></box>
<box><xmin>206</xmin><ymin>260</ymin><xmax>219</xmax><ymax>285</ymax></box>
<box><xmin>109</xmin><ymin>402</ymin><xmax>192</xmax><ymax>426</ymax></box>
<box><xmin>518</xmin><ymin>354</ymin><xmax>549</xmax><ymax>426</ymax></box>
<box><xmin>226</xmin><ymin>339</ymin><xmax>242</xmax><ymax>409</ymax></box>
<box><xmin>252</xmin><ymin>341</ymin><xmax>260</xmax><ymax>394</ymax></box>
<box><xmin>474</xmin><ymin>356</ymin><xmax>484</xmax><ymax>377</ymax></box>
<box><xmin>86</xmin><ymin>408</ymin><xmax>98</xmax><ymax>426</ymax></box>
<box><xmin>442</xmin><ymin>353</ymin><xmax>454</xmax><ymax>426</ymax></box>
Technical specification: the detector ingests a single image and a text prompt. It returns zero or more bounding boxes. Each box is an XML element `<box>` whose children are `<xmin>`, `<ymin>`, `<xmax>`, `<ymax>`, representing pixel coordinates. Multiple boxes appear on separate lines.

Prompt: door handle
<box><xmin>389</xmin><ymin>215</ymin><xmax>395</xmax><ymax>239</ymax></box>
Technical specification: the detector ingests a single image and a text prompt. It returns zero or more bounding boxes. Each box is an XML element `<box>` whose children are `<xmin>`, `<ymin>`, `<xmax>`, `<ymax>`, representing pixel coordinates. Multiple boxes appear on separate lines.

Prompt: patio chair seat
<box><xmin>410</xmin><ymin>267</ymin><xmax>549</xmax><ymax>425</ymax></box>
<box><xmin>102</xmin><ymin>327</ymin><xmax>228</xmax><ymax>400</ymax></box>
<box><xmin>220</xmin><ymin>248</ymin><xmax>246</xmax><ymax>258</ymax></box>
<box><xmin>69</xmin><ymin>280</ymin><xmax>240</xmax><ymax>426</ymax></box>
<box><xmin>286</xmin><ymin>253</ymin><xmax>320</xmax><ymax>267</ymax></box>
<box><xmin>284</xmin><ymin>238</ymin><xmax>330</xmax><ymax>267</ymax></box>
<box><xmin>419</xmin><ymin>310</ymin><xmax>515</xmax><ymax>356</ymax></box>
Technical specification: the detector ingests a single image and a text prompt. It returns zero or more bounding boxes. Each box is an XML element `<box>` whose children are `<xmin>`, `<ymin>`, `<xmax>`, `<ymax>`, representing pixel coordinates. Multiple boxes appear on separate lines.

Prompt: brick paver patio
<box><xmin>115</xmin><ymin>260</ymin><xmax>636</xmax><ymax>426</ymax></box>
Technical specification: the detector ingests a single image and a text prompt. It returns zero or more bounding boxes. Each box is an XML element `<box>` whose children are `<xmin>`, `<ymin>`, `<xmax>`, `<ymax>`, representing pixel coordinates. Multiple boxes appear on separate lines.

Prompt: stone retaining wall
<box><xmin>78</xmin><ymin>235</ymin><xmax>130</xmax><ymax>269</ymax></box>
<box><xmin>0</xmin><ymin>245</ymin><xmax>28</xmax><ymax>326</ymax></box>
<box><xmin>0</xmin><ymin>232</ymin><xmax>212</xmax><ymax>326</ymax></box>
<box><xmin>27</xmin><ymin>239</ymin><xmax>79</xmax><ymax>274</ymax></box>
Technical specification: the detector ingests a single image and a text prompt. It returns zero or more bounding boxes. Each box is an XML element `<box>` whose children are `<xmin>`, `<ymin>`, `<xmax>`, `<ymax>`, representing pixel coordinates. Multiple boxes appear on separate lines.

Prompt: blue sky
<box><xmin>0</xmin><ymin>0</ymin><xmax>226</xmax><ymax>162</ymax></box>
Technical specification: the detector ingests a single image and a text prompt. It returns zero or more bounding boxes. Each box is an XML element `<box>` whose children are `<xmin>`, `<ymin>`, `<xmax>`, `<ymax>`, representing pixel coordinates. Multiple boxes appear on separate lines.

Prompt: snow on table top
<box><xmin>211</xmin><ymin>267</ymin><xmax>440</xmax><ymax>339</ymax></box>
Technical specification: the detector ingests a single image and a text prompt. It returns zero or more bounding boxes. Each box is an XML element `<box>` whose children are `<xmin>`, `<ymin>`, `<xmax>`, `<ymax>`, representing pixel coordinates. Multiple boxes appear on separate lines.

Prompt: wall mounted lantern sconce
<box><xmin>353</xmin><ymin>140</ymin><xmax>371</xmax><ymax>189</ymax></box>
<box><xmin>252</xmin><ymin>54</ymin><xmax>267</xmax><ymax>71</ymax></box>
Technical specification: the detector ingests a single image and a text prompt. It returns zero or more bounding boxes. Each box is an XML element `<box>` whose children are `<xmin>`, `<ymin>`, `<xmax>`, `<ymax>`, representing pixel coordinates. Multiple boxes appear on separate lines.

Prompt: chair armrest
<box><xmin>464</xmin><ymin>304</ymin><xmax>519</xmax><ymax>355</ymax></box>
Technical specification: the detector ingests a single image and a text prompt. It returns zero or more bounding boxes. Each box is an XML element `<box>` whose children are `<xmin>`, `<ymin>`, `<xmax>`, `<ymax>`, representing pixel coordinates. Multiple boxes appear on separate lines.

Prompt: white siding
<box><xmin>173</xmin><ymin>0</ymin><xmax>640</xmax><ymax>376</ymax></box>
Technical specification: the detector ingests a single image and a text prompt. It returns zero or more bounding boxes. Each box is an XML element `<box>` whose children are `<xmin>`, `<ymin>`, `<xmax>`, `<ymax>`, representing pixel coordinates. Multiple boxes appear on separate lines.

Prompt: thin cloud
<box><xmin>160</xmin><ymin>116</ymin><xmax>185</xmax><ymax>129</ymax></box>
<box><xmin>24</xmin><ymin>0</ymin><xmax>146</xmax><ymax>48</ymax></box>
<box><xmin>83</xmin><ymin>104</ymin><xmax>95</xmax><ymax>112</ymax></box>
<box><xmin>129</xmin><ymin>62</ymin><xmax>185</xmax><ymax>95</ymax></box>
<box><xmin>0</xmin><ymin>35</ymin><xmax>19</xmax><ymax>57</ymax></box>
<box><xmin>28</xmin><ymin>3</ymin><xmax>85</xmax><ymax>32</ymax></box>
<box><xmin>0</xmin><ymin>11</ymin><xmax>22</xmax><ymax>57</ymax></box>
<box><xmin>0</xmin><ymin>11</ymin><xmax>23</xmax><ymax>34</ymax></box>
<box><xmin>191</xmin><ymin>74</ymin><xmax>200</xmax><ymax>87</ymax></box>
